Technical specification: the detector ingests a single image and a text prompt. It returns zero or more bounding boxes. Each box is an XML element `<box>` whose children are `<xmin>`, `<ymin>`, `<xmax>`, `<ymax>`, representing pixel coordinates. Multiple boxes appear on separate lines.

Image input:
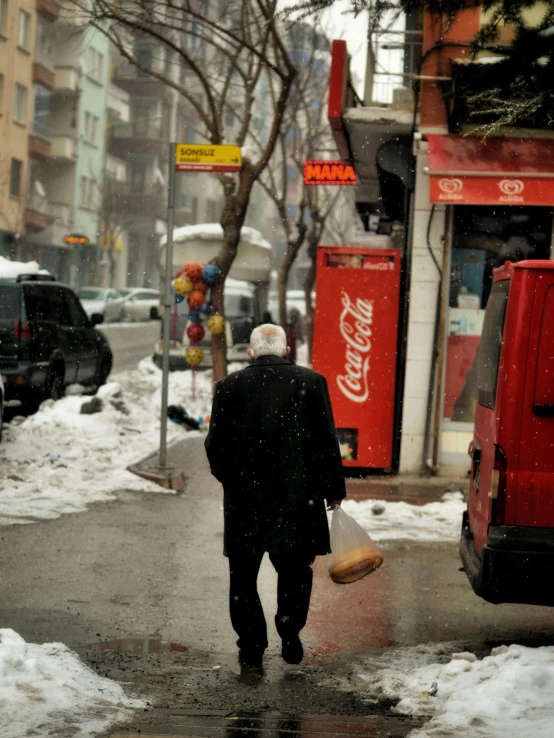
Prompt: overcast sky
<box><xmin>321</xmin><ymin>0</ymin><xmax>369</xmax><ymax>90</ymax></box>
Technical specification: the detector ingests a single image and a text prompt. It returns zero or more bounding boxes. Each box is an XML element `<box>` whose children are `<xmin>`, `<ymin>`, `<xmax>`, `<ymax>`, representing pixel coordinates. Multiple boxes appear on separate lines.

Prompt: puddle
<box><xmin>89</xmin><ymin>637</ymin><xmax>188</xmax><ymax>654</ymax></box>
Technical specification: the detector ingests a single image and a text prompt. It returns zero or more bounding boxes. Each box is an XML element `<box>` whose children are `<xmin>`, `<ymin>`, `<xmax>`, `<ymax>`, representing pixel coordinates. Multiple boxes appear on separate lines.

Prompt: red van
<box><xmin>460</xmin><ymin>259</ymin><xmax>554</xmax><ymax>606</ymax></box>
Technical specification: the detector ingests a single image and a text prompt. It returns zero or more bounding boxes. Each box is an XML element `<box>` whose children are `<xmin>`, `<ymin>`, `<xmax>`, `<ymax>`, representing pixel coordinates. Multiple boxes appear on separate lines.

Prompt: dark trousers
<box><xmin>228</xmin><ymin>550</ymin><xmax>314</xmax><ymax>653</ymax></box>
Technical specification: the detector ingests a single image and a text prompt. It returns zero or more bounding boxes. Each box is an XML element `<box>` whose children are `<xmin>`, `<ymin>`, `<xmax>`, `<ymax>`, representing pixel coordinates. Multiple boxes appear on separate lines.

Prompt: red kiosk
<box><xmin>312</xmin><ymin>246</ymin><xmax>402</xmax><ymax>472</ymax></box>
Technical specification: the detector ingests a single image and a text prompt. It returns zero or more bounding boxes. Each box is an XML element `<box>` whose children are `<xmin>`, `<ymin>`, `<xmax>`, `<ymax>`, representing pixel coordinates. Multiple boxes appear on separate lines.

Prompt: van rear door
<box><xmin>468</xmin><ymin>278</ymin><xmax>510</xmax><ymax>553</ymax></box>
<box><xmin>517</xmin><ymin>269</ymin><xmax>554</xmax><ymax>527</ymax></box>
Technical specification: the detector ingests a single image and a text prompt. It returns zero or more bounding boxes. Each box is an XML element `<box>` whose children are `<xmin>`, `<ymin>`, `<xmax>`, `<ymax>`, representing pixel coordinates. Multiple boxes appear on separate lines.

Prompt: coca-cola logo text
<box><xmin>337</xmin><ymin>291</ymin><xmax>373</xmax><ymax>404</ymax></box>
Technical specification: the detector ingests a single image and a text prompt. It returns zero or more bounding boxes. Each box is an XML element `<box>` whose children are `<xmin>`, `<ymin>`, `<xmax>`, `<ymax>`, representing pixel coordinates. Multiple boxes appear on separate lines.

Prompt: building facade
<box><xmin>327</xmin><ymin>7</ymin><xmax>554</xmax><ymax>474</ymax></box>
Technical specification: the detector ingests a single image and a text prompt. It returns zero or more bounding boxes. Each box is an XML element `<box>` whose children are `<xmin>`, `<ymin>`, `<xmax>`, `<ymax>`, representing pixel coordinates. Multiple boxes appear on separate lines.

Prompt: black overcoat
<box><xmin>204</xmin><ymin>355</ymin><xmax>346</xmax><ymax>557</ymax></box>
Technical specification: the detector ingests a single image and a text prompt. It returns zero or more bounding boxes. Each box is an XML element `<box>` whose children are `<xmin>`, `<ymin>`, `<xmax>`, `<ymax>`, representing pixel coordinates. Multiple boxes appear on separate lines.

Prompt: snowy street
<box><xmin>2</xmin><ymin>377</ymin><xmax>554</xmax><ymax>736</ymax></box>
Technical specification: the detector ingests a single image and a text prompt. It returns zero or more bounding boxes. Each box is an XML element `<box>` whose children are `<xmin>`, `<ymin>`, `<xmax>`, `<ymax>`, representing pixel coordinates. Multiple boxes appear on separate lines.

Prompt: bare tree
<box><xmin>101</xmin><ymin>176</ymin><xmax>135</xmax><ymax>287</ymax></box>
<box><xmin>255</xmin><ymin>21</ymin><xmax>333</xmax><ymax>329</ymax></box>
<box><xmin>72</xmin><ymin>0</ymin><xmax>296</xmax><ymax>380</ymax></box>
<box><xmin>302</xmin><ymin>185</ymin><xmax>341</xmax><ymax>362</ymax></box>
<box><xmin>324</xmin><ymin>186</ymin><xmax>358</xmax><ymax>246</ymax></box>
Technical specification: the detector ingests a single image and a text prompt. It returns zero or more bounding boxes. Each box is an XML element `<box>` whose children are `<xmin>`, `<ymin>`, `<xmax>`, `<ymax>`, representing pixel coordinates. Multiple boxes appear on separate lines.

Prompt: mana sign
<box><xmin>304</xmin><ymin>160</ymin><xmax>357</xmax><ymax>186</ymax></box>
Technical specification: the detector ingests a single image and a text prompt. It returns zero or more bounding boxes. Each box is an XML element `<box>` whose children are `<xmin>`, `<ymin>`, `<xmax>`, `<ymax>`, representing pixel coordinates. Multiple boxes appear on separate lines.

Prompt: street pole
<box><xmin>159</xmin><ymin>142</ymin><xmax>176</xmax><ymax>469</ymax></box>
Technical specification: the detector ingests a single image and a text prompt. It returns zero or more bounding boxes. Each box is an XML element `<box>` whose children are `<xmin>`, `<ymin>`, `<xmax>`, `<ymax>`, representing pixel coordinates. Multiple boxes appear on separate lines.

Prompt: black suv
<box><xmin>0</xmin><ymin>275</ymin><xmax>113</xmax><ymax>408</ymax></box>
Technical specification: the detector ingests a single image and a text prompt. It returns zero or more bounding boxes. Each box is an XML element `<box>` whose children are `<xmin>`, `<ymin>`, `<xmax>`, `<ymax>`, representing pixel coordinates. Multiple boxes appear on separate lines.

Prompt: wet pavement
<box><xmin>110</xmin><ymin>710</ymin><xmax>420</xmax><ymax>737</ymax></box>
<box><xmin>1</xmin><ymin>436</ymin><xmax>554</xmax><ymax>735</ymax></box>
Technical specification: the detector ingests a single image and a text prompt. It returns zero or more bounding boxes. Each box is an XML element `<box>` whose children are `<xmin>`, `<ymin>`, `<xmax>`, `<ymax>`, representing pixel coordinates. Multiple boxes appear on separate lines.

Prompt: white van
<box><xmin>153</xmin><ymin>278</ymin><xmax>261</xmax><ymax>370</ymax></box>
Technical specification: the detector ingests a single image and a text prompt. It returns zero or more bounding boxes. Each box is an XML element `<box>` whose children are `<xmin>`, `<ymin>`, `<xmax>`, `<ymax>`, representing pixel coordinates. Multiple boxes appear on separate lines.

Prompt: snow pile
<box><xmin>0</xmin><ymin>257</ymin><xmax>49</xmax><ymax>279</ymax></box>
<box><xmin>165</xmin><ymin>222</ymin><xmax>271</xmax><ymax>250</ymax></box>
<box><xmin>0</xmin><ymin>628</ymin><xmax>143</xmax><ymax>738</ymax></box>
<box><xmin>342</xmin><ymin>491</ymin><xmax>465</xmax><ymax>542</ymax></box>
<box><xmin>0</xmin><ymin>359</ymin><xmax>214</xmax><ymax>525</ymax></box>
<box><xmin>358</xmin><ymin>643</ymin><xmax>554</xmax><ymax>738</ymax></box>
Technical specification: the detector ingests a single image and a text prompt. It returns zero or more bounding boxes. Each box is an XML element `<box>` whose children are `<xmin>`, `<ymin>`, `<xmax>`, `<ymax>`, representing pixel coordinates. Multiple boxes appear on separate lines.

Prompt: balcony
<box><xmin>53</xmin><ymin>67</ymin><xmax>79</xmax><ymax>93</ymax></box>
<box><xmin>113</xmin><ymin>63</ymin><xmax>174</xmax><ymax>103</ymax></box>
<box><xmin>109</xmin><ymin>123</ymin><xmax>167</xmax><ymax>159</ymax></box>
<box><xmin>366</xmin><ymin>29</ymin><xmax>422</xmax><ymax>108</ymax></box>
<box><xmin>50</xmin><ymin>134</ymin><xmax>78</xmax><ymax>161</ymax></box>
<box><xmin>50</xmin><ymin>201</ymin><xmax>74</xmax><ymax>225</ymax></box>
<box><xmin>107</xmin><ymin>83</ymin><xmax>130</xmax><ymax>123</ymax></box>
<box><xmin>25</xmin><ymin>194</ymin><xmax>52</xmax><ymax>232</ymax></box>
<box><xmin>105</xmin><ymin>154</ymin><xmax>128</xmax><ymax>183</ymax></box>
<box><xmin>29</xmin><ymin>134</ymin><xmax>52</xmax><ymax>160</ymax></box>
<box><xmin>32</xmin><ymin>63</ymin><xmax>55</xmax><ymax>90</ymax></box>
<box><xmin>106</xmin><ymin>192</ymin><xmax>166</xmax><ymax>220</ymax></box>
<box><xmin>55</xmin><ymin>1</ymin><xmax>87</xmax><ymax>27</ymax></box>
<box><xmin>36</xmin><ymin>0</ymin><xmax>59</xmax><ymax>22</ymax></box>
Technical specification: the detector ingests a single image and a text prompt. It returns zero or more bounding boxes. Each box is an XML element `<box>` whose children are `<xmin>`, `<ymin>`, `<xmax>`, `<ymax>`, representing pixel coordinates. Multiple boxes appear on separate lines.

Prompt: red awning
<box><xmin>427</xmin><ymin>134</ymin><xmax>554</xmax><ymax>206</ymax></box>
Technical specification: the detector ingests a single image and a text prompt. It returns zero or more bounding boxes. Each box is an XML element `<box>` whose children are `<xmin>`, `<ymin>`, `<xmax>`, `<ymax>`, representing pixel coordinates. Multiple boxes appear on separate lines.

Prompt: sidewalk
<box><xmin>346</xmin><ymin>473</ymin><xmax>468</xmax><ymax>504</ymax></box>
<box><xmin>129</xmin><ymin>434</ymin><xmax>468</xmax><ymax>504</ymax></box>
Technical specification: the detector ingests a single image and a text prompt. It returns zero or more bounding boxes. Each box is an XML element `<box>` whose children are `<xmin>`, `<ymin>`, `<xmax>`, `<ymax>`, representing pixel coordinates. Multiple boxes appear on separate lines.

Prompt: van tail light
<box><xmin>12</xmin><ymin>320</ymin><xmax>31</xmax><ymax>340</ymax></box>
<box><xmin>490</xmin><ymin>444</ymin><xmax>507</xmax><ymax>525</ymax></box>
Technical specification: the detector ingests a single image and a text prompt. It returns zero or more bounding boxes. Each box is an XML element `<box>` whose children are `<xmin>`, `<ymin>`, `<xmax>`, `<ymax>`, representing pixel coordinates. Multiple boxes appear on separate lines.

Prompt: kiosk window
<box><xmin>534</xmin><ymin>286</ymin><xmax>554</xmax><ymax>413</ymax></box>
<box><xmin>477</xmin><ymin>280</ymin><xmax>509</xmax><ymax>409</ymax></box>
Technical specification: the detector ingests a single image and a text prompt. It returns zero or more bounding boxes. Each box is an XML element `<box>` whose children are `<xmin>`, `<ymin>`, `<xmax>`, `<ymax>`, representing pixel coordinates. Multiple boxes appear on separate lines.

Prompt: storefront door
<box><xmin>441</xmin><ymin>205</ymin><xmax>554</xmax><ymax>466</ymax></box>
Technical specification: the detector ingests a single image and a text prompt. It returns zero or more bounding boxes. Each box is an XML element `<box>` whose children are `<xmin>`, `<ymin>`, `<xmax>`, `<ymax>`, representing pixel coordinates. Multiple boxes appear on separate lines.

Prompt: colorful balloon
<box><xmin>185</xmin><ymin>346</ymin><xmax>204</xmax><ymax>367</ymax></box>
<box><xmin>201</xmin><ymin>264</ymin><xmax>221</xmax><ymax>286</ymax></box>
<box><xmin>207</xmin><ymin>313</ymin><xmax>225</xmax><ymax>335</ymax></box>
<box><xmin>188</xmin><ymin>290</ymin><xmax>205</xmax><ymax>310</ymax></box>
<box><xmin>192</xmin><ymin>280</ymin><xmax>208</xmax><ymax>294</ymax></box>
<box><xmin>187</xmin><ymin>322</ymin><xmax>205</xmax><ymax>343</ymax></box>
<box><xmin>174</xmin><ymin>293</ymin><xmax>185</xmax><ymax>304</ymax></box>
<box><xmin>174</xmin><ymin>276</ymin><xmax>193</xmax><ymax>296</ymax></box>
<box><xmin>199</xmin><ymin>302</ymin><xmax>213</xmax><ymax>315</ymax></box>
<box><xmin>189</xmin><ymin>309</ymin><xmax>202</xmax><ymax>323</ymax></box>
<box><xmin>184</xmin><ymin>262</ymin><xmax>203</xmax><ymax>282</ymax></box>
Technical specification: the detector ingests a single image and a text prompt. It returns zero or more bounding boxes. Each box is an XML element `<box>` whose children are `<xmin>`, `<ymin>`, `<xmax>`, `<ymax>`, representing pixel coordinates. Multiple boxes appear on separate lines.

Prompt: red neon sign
<box><xmin>304</xmin><ymin>160</ymin><xmax>356</xmax><ymax>186</ymax></box>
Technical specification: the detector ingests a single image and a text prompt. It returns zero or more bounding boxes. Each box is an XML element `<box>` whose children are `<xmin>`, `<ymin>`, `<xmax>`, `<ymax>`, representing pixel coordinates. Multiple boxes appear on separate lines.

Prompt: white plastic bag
<box><xmin>328</xmin><ymin>508</ymin><xmax>383</xmax><ymax>584</ymax></box>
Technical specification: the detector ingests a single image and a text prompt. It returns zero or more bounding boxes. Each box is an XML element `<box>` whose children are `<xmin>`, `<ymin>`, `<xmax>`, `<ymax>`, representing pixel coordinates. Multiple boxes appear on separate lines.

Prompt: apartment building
<box><xmin>108</xmin><ymin>34</ymin><xmax>224</xmax><ymax>290</ymax></box>
<box><xmin>18</xmin><ymin>6</ymin><xmax>110</xmax><ymax>286</ymax></box>
<box><xmin>0</xmin><ymin>0</ymin><xmax>53</xmax><ymax>256</ymax></box>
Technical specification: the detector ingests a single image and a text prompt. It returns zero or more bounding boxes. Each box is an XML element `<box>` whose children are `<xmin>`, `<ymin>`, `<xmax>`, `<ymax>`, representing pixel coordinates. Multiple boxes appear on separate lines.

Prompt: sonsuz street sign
<box><xmin>304</xmin><ymin>160</ymin><xmax>357</xmax><ymax>185</ymax></box>
<box><xmin>175</xmin><ymin>144</ymin><xmax>242</xmax><ymax>172</ymax></box>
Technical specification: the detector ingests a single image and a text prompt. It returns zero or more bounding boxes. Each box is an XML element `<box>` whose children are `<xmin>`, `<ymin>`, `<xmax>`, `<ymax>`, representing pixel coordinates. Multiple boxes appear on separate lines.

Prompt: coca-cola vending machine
<box><xmin>312</xmin><ymin>246</ymin><xmax>402</xmax><ymax>471</ymax></box>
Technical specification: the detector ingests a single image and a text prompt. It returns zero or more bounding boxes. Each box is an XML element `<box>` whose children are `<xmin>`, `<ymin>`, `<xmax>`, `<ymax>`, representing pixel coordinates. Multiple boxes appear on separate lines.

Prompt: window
<box><xmin>80</xmin><ymin>176</ymin><xmax>88</xmax><ymax>206</ymax></box>
<box><xmin>131</xmin><ymin>162</ymin><xmax>146</xmax><ymax>193</ymax></box>
<box><xmin>477</xmin><ymin>279</ymin><xmax>510</xmax><ymax>410</ymax></box>
<box><xmin>534</xmin><ymin>286</ymin><xmax>554</xmax><ymax>411</ymax></box>
<box><xmin>87</xmin><ymin>48</ymin><xmax>104</xmax><ymax>83</ymax></box>
<box><xmin>25</xmin><ymin>286</ymin><xmax>71</xmax><ymax>326</ymax></box>
<box><xmin>18</xmin><ymin>10</ymin><xmax>30</xmax><ymax>50</ymax></box>
<box><xmin>33</xmin><ymin>84</ymin><xmax>51</xmax><ymax>138</ymax></box>
<box><xmin>0</xmin><ymin>0</ymin><xmax>7</xmax><ymax>37</ymax></box>
<box><xmin>14</xmin><ymin>83</ymin><xmax>27</xmax><ymax>124</ymax></box>
<box><xmin>84</xmin><ymin>112</ymin><xmax>99</xmax><ymax>145</ymax></box>
<box><xmin>89</xmin><ymin>178</ymin><xmax>97</xmax><ymax>208</ymax></box>
<box><xmin>10</xmin><ymin>158</ymin><xmax>21</xmax><ymax>197</ymax></box>
<box><xmin>63</xmin><ymin>290</ymin><xmax>88</xmax><ymax>327</ymax></box>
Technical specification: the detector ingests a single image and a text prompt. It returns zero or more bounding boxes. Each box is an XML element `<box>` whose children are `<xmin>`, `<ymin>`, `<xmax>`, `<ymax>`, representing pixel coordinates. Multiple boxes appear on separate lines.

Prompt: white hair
<box><xmin>250</xmin><ymin>324</ymin><xmax>287</xmax><ymax>358</ymax></box>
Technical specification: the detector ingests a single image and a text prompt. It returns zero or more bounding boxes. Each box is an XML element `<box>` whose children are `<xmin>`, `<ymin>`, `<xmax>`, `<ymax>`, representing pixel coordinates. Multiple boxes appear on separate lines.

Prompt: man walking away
<box><xmin>205</xmin><ymin>324</ymin><xmax>345</xmax><ymax>667</ymax></box>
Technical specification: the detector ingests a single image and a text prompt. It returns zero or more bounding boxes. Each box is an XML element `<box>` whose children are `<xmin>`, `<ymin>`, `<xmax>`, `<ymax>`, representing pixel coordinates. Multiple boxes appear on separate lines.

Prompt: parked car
<box><xmin>77</xmin><ymin>287</ymin><xmax>126</xmax><ymax>323</ymax></box>
<box><xmin>122</xmin><ymin>289</ymin><xmax>160</xmax><ymax>321</ymax></box>
<box><xmin>0</xmin><ymin>274</ymin><xmax>113</xmax><ymax>409</ymax></box>
<box><xmin>0</xmin><ymin>373</ymin><xmax>4</xmax><ymax>440</ymax></box>
<box><xmin>460</xmin><ymin>259</ymin><xmax>554</xmax><ymax>607</ymax></box>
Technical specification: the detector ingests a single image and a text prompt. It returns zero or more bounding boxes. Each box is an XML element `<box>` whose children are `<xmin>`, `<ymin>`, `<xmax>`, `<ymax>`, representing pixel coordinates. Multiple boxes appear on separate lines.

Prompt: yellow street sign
<box><xmin>175</xmin><ymin>144</ymin><xmax>242</xmax><ymax>172</ymax></box>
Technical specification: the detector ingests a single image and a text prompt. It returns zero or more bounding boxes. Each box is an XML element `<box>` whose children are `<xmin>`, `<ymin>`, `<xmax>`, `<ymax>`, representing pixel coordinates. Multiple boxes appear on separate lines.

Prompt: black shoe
<box><xmin>239</xmin><ymin>648</ymin><xmax>264</xmax><ymax>668</ymax></box>
<box><xmin>281</xmin><ymin>633</ymin><xmax>303</xmax><ymax>664</ymax></box>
